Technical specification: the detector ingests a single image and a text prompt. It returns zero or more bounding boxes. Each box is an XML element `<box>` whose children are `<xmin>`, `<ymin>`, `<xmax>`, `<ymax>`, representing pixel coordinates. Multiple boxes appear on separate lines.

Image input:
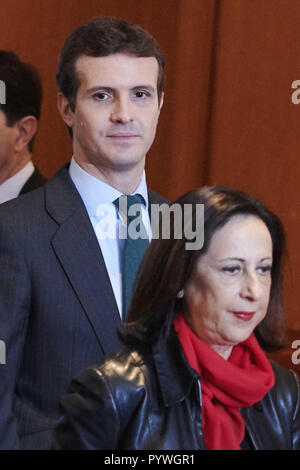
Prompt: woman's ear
<box><xmin>176</xmin><ymin>289</ymin><xmax>184</xmax><ymax>298</ymax></box>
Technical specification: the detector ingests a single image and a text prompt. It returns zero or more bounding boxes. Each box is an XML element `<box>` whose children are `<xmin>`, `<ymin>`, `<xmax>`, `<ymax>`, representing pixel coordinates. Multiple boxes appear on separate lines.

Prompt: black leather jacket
<box><xmin>52</xmin><ymin>329</ymin><xmax>300</xmax><ymax>450</ymax></box>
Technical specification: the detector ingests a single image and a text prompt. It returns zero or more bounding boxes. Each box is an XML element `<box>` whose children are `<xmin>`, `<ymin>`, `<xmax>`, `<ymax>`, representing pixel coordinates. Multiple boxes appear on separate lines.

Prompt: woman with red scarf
<box><xmin>52</xmin><ymin>186</ymin><xmax>300</xmax><ymax>450</ymax></box>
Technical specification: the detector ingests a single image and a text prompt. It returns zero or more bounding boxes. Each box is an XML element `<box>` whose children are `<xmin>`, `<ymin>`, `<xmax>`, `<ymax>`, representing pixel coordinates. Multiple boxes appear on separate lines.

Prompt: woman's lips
<box><xmin>231</xmin><ymin>311</ymin><xmax>255</xmax><ymax>322</ymax></box>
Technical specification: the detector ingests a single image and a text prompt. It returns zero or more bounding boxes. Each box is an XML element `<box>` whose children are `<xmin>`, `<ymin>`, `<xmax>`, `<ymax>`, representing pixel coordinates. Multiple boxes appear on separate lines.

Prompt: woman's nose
<box><xmin>240</xmin><ymin>273</ymin><xmax>260</xmax><ymax>301</ymax></box>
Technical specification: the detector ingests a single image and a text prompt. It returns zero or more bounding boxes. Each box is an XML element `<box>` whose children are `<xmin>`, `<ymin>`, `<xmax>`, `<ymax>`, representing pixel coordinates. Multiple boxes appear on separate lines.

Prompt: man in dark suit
<box><xmin>0</xmin><ymin>18</ymin><xmax>168</xmax><ymax>449</ymax></box>
<box><xmin>0</xmin><ymin>51</ymin><xmax>46</xmax><ymax>203</ymax></box>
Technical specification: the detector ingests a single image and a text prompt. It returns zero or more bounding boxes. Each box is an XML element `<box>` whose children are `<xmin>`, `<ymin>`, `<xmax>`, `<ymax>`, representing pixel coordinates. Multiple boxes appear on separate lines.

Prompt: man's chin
<box><xmin>105</xmin><ymin>153</ymin><xmax>146</xmax><ymax>171</ymax></box>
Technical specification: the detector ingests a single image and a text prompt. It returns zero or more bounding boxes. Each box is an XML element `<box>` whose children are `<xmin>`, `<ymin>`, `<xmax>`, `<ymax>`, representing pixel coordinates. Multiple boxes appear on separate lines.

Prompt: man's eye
<box><xmin>94</xmin><ymin>92</ymin><xmax>109</xmax><ymax>100</ymax></box>
<box><xmin>134</xmin><ymin>90</ymin><xmax>148</xmax><ymax>99</ymax></box>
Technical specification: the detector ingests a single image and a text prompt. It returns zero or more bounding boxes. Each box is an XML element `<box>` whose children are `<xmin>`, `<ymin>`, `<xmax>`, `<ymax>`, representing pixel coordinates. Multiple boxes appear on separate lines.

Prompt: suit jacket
<box><xmin>0</xmin><ymin>163</ymin><xmax>169</xmax><ymax>450</ymax></box>
<box><xmin>19</xmin><ymin>167</ymin><xmax>47</xmax><ymax>195</ymax></box>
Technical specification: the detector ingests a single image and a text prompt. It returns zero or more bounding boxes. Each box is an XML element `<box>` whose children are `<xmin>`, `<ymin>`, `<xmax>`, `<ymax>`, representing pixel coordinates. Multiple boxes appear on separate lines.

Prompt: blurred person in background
<box><xmin>0</xmin><ymin>50</ymin><xmax>46</xmax><ymax>203</ymax></box>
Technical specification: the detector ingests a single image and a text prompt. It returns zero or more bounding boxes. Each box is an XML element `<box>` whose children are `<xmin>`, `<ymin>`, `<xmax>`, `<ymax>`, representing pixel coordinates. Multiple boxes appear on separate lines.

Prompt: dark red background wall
<box><xmin>1</xmin><ymin>0</ymin><xmax>299</xmax><ymax>371</ymax></box>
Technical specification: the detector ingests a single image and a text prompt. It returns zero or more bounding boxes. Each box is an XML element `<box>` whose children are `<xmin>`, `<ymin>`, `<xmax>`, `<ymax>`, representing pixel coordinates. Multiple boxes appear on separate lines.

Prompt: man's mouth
<box><xmin>107</xmin><ymin>133</ymin><xmax>138</xmax><ymax>139</ymax></box>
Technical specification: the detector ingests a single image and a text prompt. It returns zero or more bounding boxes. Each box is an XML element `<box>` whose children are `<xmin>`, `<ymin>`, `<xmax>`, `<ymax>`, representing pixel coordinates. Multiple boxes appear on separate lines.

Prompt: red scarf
<box><xmin>173</xmin><ymin>314</ymin><xmax>275</xmax><ymax>450</ymax></box>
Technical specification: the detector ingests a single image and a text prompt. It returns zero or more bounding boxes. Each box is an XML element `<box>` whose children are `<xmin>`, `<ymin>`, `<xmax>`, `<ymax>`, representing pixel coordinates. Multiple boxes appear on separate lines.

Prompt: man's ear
<box><xmin>15</xmin><ymin>116</ymin><xmax>38</xmax><ymax>152</ymax></box>
<box><xmin>57</xmin><ymin>92</ymin><xmax>74</xmax><ymax>127</ymax></box>
<box><xmin>158</xmin><ymin>92</ymin><xmax>164</xmax><ymax>112</ymax></box>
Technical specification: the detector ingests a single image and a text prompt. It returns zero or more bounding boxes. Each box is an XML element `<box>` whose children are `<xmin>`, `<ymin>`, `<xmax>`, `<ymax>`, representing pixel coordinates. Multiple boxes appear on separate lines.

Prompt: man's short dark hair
<box><xmin>0</xmin><ymin>51</ymin><xmax>42</xmax><ymax>153</ymax></box>
<box><xmin>57</xmin><ymin>17</ymin><xmax>165</xmax><ymax>116</ymax></box>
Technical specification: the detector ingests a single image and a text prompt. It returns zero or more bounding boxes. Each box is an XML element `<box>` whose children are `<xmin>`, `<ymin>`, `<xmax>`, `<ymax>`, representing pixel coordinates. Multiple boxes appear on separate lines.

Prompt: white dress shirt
<box><xmin>69</xmin><ymin>157</ymin><xmax>151</xmax><ymax>315</ymax></box>
<box><xmin>0</xmin><ymin>160</ymin><xmax>35</xmax><ymax>204</ymax></box>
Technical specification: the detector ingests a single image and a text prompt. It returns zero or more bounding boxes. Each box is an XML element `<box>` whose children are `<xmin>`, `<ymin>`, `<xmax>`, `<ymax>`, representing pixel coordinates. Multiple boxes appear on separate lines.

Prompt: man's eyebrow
<box><xmin>131</xmin><ymin>85</ymin><xmax>156</xmax><ymax>93</ymax></box>
<box><xmin>86</xmin><ymin>86</ymin><xmax>114</xmax><ymax>95</ymax></box>
<box><xmin>86</xmin><ymin>85</ymin><xmax>156</xmax><ymax>94</ymax></box>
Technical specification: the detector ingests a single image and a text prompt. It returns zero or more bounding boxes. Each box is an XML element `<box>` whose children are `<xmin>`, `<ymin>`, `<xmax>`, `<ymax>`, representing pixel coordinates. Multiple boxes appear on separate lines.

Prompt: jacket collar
<box><xmin>43</xmin><ymin>163</ymin><xmax>122</xmax><ymax>355</ymax></box>
<box><xmin>45</xmin><ymin>163</ymin><xmax>166</xmax><ymax>224</ymax></box>
<box><xmin>45</xmin><ymin>163</ymin><xmax>84</xmax><ymax>224</ymax></box>
<box><xmin>43</xmin><ymin>164</ymin><xmax>168</xmax><ymax>356</ymax></box>
<box><xmin>152</xmin><ymin>326</ymin><xmax>199</xmax><ymax>406</ymax></box>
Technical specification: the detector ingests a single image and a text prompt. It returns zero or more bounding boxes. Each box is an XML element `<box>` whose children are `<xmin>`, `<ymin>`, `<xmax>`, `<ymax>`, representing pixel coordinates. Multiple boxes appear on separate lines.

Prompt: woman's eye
<box><xmin>222</xmin><ymin>266</ymin><xmax>240</xmax><ymax>275</ymax></box>
<box><xmin>257</xmin><ymin>265</ymin><xmax>272</xmax><ymax>275</ymax></box>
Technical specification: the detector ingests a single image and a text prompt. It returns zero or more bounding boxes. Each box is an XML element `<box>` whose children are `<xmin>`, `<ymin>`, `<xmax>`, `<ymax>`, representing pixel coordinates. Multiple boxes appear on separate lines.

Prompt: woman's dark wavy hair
<box><xmin>119</xmin><ymin>186</ymin><xmax>286</xmax><ymax>353</ymax></box>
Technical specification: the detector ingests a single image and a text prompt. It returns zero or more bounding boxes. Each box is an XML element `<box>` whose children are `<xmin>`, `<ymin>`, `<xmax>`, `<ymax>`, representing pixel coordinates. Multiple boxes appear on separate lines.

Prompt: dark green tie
<box><xmin>114</xmin><ymin>194</ymin><xmax>149</xmax><ymax>319</ymax></box>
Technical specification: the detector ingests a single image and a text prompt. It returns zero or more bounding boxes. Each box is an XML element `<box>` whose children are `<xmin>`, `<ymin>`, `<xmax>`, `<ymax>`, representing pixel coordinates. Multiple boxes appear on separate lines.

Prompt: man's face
<box><xmin>67</xmin><ymin>53</ymin><xmax>163</xmax><ymax>173</ymax></box>
<box><xmin>0</xmin><ymin>110</ymin><xmax>17</xmax><ymax>172</ymax></box>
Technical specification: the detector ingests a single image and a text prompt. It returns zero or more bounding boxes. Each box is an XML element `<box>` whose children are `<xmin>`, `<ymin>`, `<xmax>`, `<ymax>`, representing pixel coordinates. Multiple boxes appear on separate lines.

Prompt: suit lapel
<box><xmin>45</xmin><ymin>165</ymin><xmax>122</xmax><ymax>355</ymax></box>
<box><xmin>147</xmin><ymin>189</ymin><xmax>170</xmax><ymax>238</ymax></box>
<box><xmin>148</xmin><ymin>188</ymin><xmax>170</xmax><ymax>217</ymax></box>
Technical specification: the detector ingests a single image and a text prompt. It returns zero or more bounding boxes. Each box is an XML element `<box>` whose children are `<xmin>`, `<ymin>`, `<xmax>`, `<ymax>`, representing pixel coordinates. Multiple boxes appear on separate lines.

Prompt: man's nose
<box><xmin>110</xmin><ymin>96</ymin><xmax>134</xmax><ymax>124</ymax></box>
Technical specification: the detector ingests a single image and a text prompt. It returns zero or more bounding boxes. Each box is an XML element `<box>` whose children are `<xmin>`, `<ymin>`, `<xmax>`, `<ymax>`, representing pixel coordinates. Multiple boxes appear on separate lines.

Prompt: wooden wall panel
<box><xmin>0</xmin><ymin>0</ymin><xmax>299</xmax><ymax>372</ymax></box>
<box><xmin>204</xmin><ymin>0</ymin><xmax>300</xmax><ymax>370</ymax></box>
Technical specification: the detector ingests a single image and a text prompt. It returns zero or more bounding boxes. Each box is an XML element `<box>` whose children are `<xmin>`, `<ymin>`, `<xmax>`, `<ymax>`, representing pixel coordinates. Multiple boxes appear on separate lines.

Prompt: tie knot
<box><xmin>116</xmin><ymin>193</ymin><xmax>145</xmax><ymax>208</ymax></box>
<box><xmin>113</xmin><ymin>194</ymin><xmax>146</xmax><ymax>222</ymax></box>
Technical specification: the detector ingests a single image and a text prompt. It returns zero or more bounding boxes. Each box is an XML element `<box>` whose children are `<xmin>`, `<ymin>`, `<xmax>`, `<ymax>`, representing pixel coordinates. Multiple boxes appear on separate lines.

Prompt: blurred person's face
<box><xmin>60</xmin><ymin>53</ymin><xmax>163</xmax><ymax>176</ymax></box>
<box><xmin>184</xmin><ymin>215</ymin><xmax>273</xmax><ymax>359</ymax></box>
<box><xmin>0</xmin><ymin>110</ymin><xmax>16</xmax><ymax>174</ymax></box>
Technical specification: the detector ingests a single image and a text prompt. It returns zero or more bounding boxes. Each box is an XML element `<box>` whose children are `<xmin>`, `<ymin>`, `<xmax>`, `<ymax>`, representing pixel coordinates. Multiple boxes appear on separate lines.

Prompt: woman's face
<box><xmin>184</xmin><ymin>214</ymin><xmax>273</xmax><ymax>359</ymax></box>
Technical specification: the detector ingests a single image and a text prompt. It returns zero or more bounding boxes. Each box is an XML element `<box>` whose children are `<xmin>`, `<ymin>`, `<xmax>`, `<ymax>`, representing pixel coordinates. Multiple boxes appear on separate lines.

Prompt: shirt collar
<box><xmin>69</xmin><ymin>156</ymin><xmax>149</xmax><ymax>216</ymax></box>
<box><xmin>0</xmin><ymin>160</ymin><xmax>35</xmax><ymax>204</ymax></box>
